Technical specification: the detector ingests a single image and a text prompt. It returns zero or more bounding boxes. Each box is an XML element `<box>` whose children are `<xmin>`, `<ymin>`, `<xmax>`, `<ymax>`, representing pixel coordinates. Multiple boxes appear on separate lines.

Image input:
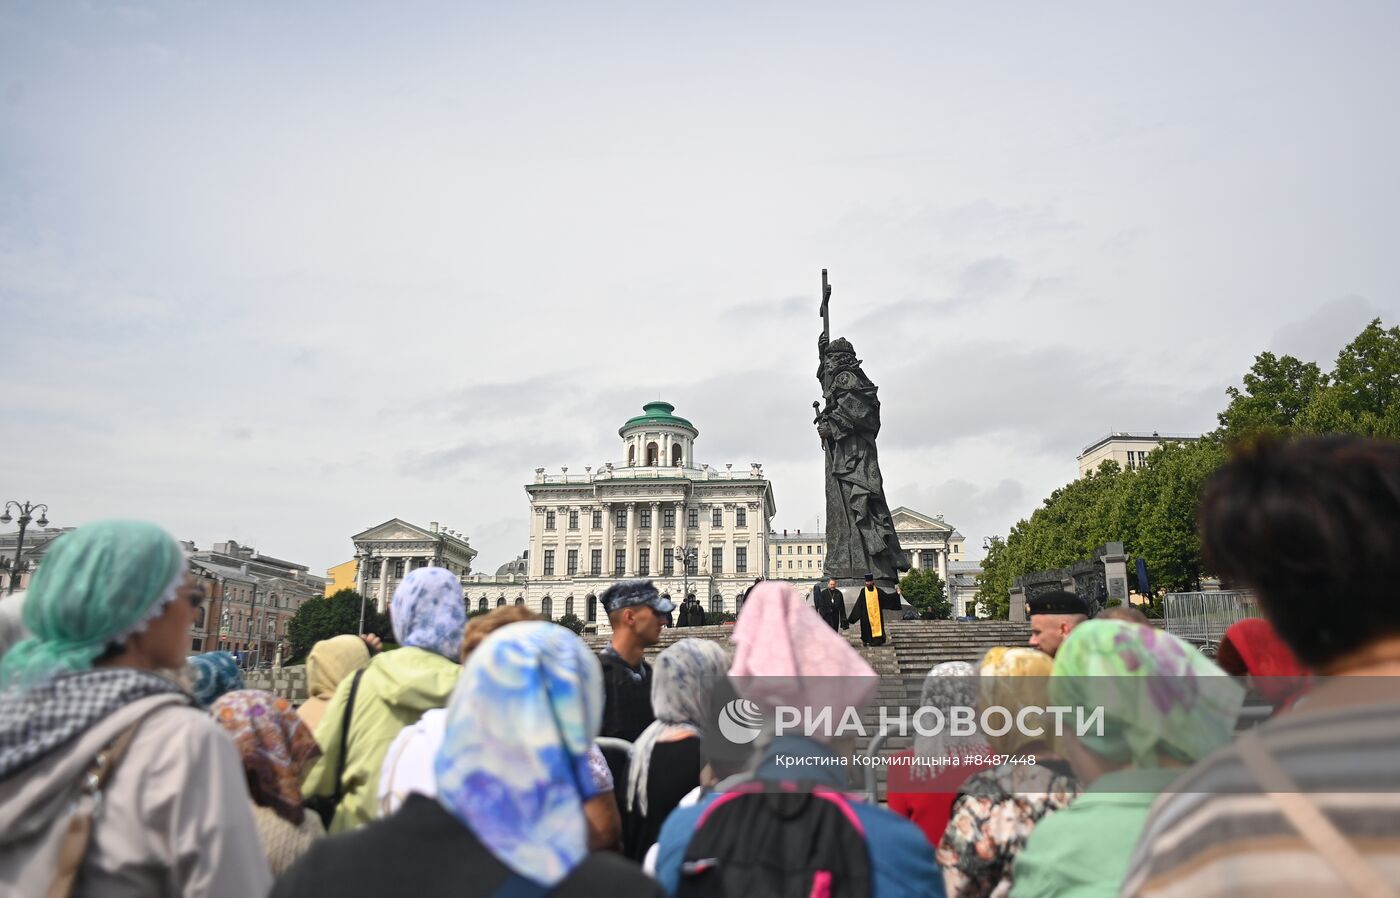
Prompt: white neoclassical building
<box><xmin>523</xmin><ymin>401</ymin><xmax>776</xmax><ymax>630</ymax></box>
<box><xmin>351</xmin><ymin>518</ymin><xmax>478</xmax><ymax>612</ymax></box>
<box><xmin>892</xmin><ymin>507</ymin><xmax>965</xmax><ymax>582</ymax></box>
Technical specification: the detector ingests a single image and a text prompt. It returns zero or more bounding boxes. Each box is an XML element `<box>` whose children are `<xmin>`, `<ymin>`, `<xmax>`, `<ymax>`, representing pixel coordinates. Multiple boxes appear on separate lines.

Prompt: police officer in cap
<box><xmin>1027</xmin><ymin>589</ymin><xmax>1091</xmax><ymax>658</ymax></box>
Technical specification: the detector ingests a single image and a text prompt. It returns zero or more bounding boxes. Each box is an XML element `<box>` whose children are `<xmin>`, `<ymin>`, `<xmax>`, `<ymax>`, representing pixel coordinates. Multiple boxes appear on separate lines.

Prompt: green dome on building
<box><xmin>618</xmin><ymin>401</ymin><xmax>698</xmax><ymax>438</ymax></box>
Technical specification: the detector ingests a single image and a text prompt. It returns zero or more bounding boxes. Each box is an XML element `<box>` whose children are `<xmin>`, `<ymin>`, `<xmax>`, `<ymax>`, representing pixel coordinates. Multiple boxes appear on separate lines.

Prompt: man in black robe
<box><xmin>844</xmin><ymin>573</ymin><xmax>903</xmax><ymax>646</ymax></box>
<box><xmin>814</xmin><ymin>577</ymin><xmax>847</xmax><ymax>632</ymax></box>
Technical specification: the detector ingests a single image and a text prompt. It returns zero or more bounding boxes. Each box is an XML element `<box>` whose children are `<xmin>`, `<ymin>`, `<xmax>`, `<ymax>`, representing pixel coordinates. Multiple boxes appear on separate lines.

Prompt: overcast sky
<box><xmin>3</xmin><ymin>1</ymin><xmax>1397</xmax><ymax>576</ymax></box>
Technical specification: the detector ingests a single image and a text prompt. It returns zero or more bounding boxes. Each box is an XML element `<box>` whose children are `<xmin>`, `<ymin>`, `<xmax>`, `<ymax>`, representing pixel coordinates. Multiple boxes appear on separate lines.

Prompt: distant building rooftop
<box><xmin>1079</xmin><ymin>431</ymin><xmax>1201</xmax><ymax>458</ymax></box>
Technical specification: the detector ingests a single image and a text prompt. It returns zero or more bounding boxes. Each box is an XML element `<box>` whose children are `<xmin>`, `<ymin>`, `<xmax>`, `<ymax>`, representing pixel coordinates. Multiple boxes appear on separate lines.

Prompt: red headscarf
<box><xmin>1216</xmin><ymin>618</ymin><xmax>1310</xmax><ymax>711</ymax></box>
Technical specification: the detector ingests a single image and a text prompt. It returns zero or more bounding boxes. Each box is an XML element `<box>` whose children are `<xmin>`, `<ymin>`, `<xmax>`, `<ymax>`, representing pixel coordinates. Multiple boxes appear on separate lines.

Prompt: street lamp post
<box><xmin>678</xmin><ymin>546</ymin><xmax>697</xmax><ymax>611</ymax></box>
<box><xmin>357</xmin><ymin>549</ymin><xmax>375</xmax><ymax>635</ymax></box>
<box><xmin>1</xmin><ymin>500</ymin><xmax>49</xmax><ymax>596</ymax></box>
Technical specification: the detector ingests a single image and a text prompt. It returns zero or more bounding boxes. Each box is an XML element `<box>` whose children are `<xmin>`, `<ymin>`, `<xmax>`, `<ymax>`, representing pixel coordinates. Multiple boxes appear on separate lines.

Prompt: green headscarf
<box><xmin>1050</xmin><ymin>620</ymin><xmax>1243</xmax><ymax>767</ymax></box>
<box><xmin>1</xmin><ymin>520</ymin><xmax>186</xmax><ymax>688</ymax></box>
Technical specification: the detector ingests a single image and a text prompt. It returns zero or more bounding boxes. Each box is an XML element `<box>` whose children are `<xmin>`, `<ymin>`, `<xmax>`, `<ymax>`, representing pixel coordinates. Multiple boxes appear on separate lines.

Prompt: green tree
<box><xmin>900</xmin><ymin>568</ymin><xmax>951</xmax><ymax>619</ymax></box>
<box><xmin>286</xmin><ymin>589</ymin><xmax>393</xmax><ymax>659</ymax></box>
<box><xmin>1217</xmin><ymin>351</ymin><xmax>1326</xmax><ymax>437</ymax></box>
<box><xmin>556</xmin><ymin>612</ymin><xmax>586</xmax><ymax>634</ymax></box>
<box><xmin>1296</xmin><ymin>320</ymin><xmax>1400</xmax><ymax>438</ymax></box>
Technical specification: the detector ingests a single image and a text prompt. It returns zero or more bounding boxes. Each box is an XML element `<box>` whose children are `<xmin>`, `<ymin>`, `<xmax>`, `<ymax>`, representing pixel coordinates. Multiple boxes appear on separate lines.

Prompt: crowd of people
<box><xmin>0</xmin><ymin>434</ymin><xmax>1398</xmax><ymax>897</ymax></box>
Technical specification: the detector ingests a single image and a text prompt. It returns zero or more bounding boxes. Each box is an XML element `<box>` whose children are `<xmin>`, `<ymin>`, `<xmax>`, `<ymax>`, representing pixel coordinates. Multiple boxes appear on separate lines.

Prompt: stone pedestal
<box><xmin>1009</xmin><ymin>586</ymin><xmax>1027</xmax><ymax>622</ymax></box>
<box><xmin>1101</xmin><ymin>541</ymin><xmax>1129</xmax><ymax>607</ymax></box>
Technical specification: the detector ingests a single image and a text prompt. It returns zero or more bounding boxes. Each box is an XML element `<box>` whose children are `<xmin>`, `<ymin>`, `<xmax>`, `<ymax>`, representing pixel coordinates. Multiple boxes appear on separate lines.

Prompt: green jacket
<box><xmin>302</xmin><ymin>646</ymin><xmax>460</xmax><ymax>833</ymax></box>
<box><xmin>1010</xmin><ymin>768</ymin><xmax>1184</xmax><ymax>898</ymax></box>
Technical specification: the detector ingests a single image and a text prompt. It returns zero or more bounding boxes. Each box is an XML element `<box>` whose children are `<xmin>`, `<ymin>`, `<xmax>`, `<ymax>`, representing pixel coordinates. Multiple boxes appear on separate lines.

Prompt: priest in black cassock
<box><xmin>845</xmin><ymin>573</ymin><xmax>903</xmax><ymax>646</ymax></box>
<box><xmin>814</xmin><ymin>577</ymin><xmax>848</xmax><ymax>632</ymax></box>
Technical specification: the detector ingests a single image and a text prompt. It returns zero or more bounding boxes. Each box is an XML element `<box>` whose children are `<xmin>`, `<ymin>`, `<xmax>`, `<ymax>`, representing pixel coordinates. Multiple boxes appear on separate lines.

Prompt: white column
<box><xmin>649</xmin><ymin>502</ymin><xmax>660</xmax><ymax>577</ymax></box>
<box><xmin>724</xmin><ymin>503</ymin><xmax>736</xmax><ymax>576</ymax></box>
<box><xmin>661</xmin><ymin>434</ymin><xmax>671</xmax><ymax>466</ymax></box>
<box><xmin>377</xmin><ymin>553</ymin><xmax>390</xmax><ymax>612</ymax></box>
<box><xmin>602</xmin><ymin>504</ymin><xmax>614</xmax><ymax>578</ymax></box>
<box><xmin>700</xmin><ymin>501</ymin><xmax>713</xmax><ymax>576</ymax></box>
<box><xmin>938</xmin><ymin>545</ymin><xmax>948</xmax><ymax>582</ymax></box>
<box><xmin>625</xmin><ymin>502</ymin><xmax>638</xmax><ymax>576</ymax></box>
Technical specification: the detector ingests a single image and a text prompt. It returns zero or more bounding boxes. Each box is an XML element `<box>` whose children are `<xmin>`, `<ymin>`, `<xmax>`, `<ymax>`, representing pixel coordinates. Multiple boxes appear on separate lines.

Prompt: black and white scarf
<box><xmin>0</xmin><ymin>668</ymin><xmax>186</xmax><ymax>781</ymax></box>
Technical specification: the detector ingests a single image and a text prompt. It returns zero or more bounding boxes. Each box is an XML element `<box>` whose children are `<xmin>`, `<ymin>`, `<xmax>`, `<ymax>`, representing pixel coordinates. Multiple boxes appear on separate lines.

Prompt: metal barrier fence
<box><xmin>1162</xmin><ymin>591</ymin><xmax>1259</xmax><ymax>654</ymax></box>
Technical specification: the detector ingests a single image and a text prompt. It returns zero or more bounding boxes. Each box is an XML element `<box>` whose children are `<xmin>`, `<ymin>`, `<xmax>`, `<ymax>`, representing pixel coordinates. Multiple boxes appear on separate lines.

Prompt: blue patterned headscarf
<box><xmin>390</xmin><ymin>567</ymin><xmax>466</xmax><ymax>660</ymax></box>
<box><xmin>187</xmin><ymin>651</ymin><xmax>245</xmax><ymax>707</ymax></box>
<box><xmin>2</xmin><ymin>521</ymin><xmax>186</xmax><ymax>688</ymax></box>
<box><xmin>434</xmin><ymin>621</ymin><xmax>602</xmax><ymax>886</ymax></box>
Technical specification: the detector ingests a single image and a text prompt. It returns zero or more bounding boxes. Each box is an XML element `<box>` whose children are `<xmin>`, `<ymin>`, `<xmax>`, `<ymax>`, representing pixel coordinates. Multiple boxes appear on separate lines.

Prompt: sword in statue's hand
<box><xmin>814</xmin><ymin>400</ymin><xmax>827</xmax><ymax>450</ymax></box>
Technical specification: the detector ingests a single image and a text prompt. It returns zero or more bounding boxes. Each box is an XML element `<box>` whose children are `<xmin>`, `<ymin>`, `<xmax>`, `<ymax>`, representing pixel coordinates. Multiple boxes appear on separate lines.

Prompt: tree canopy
<box><xmin>900</xmin><ymin>568</ymin><xmax>951</xmax><ymax>619</ymax></box>
<box><xmin>286</xmin><ymin>589</ymin><xmax>393</xmax><ymax>660</ymax></box>
<box><xmin>976</xmin><ymin>319</ymin><xmax>1396</xmax><ymax>618</ymax></box>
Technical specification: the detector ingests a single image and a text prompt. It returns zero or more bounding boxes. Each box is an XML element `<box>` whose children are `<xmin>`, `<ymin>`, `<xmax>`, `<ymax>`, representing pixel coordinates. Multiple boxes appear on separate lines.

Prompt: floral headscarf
<box><xmin>1051</xmin><ymin>620</ymin><xmax>1244</xmax><ymax>767</ymax></box>
<box><xmin>915</xmin><ymin>661</ymin><xmax>990</xmax><ymax>760</ymax></box>
<box><xmin>390</xmin><ymin>567</ymin><xmax>466</xmax><ymax>660</ymax></box>
<box><xmin>434</xmin><ymin>622</ymin><xmax>602</xmax><ymax>886</ymax></box>
<box><xmin>187</xmin><ymin>651</ymin><xmax>244</xmax><ymax>707</ymax></box>
<box><xmin>2</xmin><ymin>521</ymin><xmax>186</xmax><ymax>688</ymax></box>
<box><xmin>212</xmin><ymin>689</ymin><xmax>321</xmax><ymax>825</ymax></box>
<box><xmin>627</xmin><ymin>638</ymin><xmax>729</xmax><ymax>815</ymax></box>
<box><xmin>978</xmin><ymin>647</ymin><xmax>1055</xmax><ymax>754</ymax></box>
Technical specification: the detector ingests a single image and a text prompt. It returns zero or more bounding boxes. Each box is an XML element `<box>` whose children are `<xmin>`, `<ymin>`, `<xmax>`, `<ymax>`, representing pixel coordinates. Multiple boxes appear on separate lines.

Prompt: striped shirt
<box><xmin>1120</xmin><ymin>699</ymin><xmax>1400</xmax><ymax>898</ymax></box>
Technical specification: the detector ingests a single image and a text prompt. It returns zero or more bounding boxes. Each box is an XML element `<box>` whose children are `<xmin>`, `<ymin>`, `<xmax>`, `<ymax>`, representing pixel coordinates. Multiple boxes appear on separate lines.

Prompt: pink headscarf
<box><xmin>729</xmin><ymin>582</ymin><xmax>878</xmax><ymax>714</ymax></box>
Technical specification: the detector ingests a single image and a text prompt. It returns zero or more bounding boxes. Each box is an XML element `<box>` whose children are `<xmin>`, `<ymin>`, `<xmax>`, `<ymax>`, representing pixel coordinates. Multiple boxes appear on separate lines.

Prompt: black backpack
<box><xmin>676</xmin><ymin>781</ymin><xmax>872</xmax><ymax>898</ymax></box>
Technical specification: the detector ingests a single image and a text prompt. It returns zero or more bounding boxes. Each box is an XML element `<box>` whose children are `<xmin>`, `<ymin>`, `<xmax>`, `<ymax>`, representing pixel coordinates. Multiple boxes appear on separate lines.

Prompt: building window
<box><xmin>712</xmin><ymin>508</ymin><xmax>723</xmax><ymax>528</ymax></box>
<box><xmin>541</xmin><ymin>596</ymin><xmax>553</xmax><ymax>619</ymax></box>
<box><xmin>712</xmin><ymin>547</ymin><xmax>724</xmax><ymax>574</ymax></box>
<box><xmin>587</xmin><ymin>594</ymin><xmax>597</xmax><ymax>622</ymax></box>
<box><xmin>393</xmin><ymin>558</ymin><xmax>405</xmax><ymax>578</ymax></box>
<box><xmin>787</xmin><ymin>560</ymin><xmax>793</xmax><ymax>569</ymax></box>
<box><xmin>806</xmin><ymin>545</ymin><xmax>812</xmax><ymax>554</ymax></box>
<box><xmin>646</xmin><ymin>442</ymin><xmax>659</xmax><ymax>466</ymax></box>
<box><xmin>497</xmin><ymin>597</ymin><xmax>506</xmax><ymax>607</ymax></box>
<box><xmin>686</xmin><ymin>551</ymin><xmax>698</xmax><ymax>575</ymax></box>
<box><xmin>545</xmin><ymin>511</ymin><xmax>556</xmax><ymax>530</ymax></box>
<box><xmin>515</xmin><ymin>597</ymin><xmax>524</xmax><ymax>606</ymax></box>
<box><xmin>806</xmin><ymin>559</ymin><xmax>812</xmax><ymax>569</ymax></box>
<box><xmin>567</xmin><ymin>549</ymin><xmax>578</xmax><ymax>575</ymax></box>
<box><xmin>736</xmin><ymin>507</ymin><xmax>747</xmax><ymax>527</ymax></box>
<box><xmin>639</xmin><ymin>548</ymin><xmax>650</xmax><ymax>576</ymax></box>
<box><xmin>817</xmin><ymin>545</ymin><xmax>822</xmax><ymax>555</ymax></box>
<box><xmin>628</xmin><ymin>445</ymin><xmax>636</xmax><ymax>466</ymax></box>
<box><xmin>568</xmin><ymin>510</ymin><xmax>579</xmax><ymax>530</ymax></box>
<box><xmin>543</xmin><ymin>550</ymin><xmax>555</xmax><ymax>576</ymax></box>
<box><xmin>592</xmin><ymin>510</ymin><xmax>602</xmax><ymax>529</ymax></box>
<box><xmin>711</xmin><ymin>594</ymin><xmax>723</xmax><ymax>614</ymax></box>
<box><xmin>614</xmin><ymin>550</ymin><xmax>625</xmax><ymax>577</ymax></box>
<box><xmin>736</xmin><ymin>547</ymin><xmax>747</xmax><ymax>573</ymax></box>
<box><xmin>590</xmin><ymin>549</ymin><xmax>602</xmax><ymax>576</ymax></box>
<box><xmin>478</xmin><ymin>597</ymin><xmax>488</xmax><ymax>612</ymax></box>
<box><xmin>640</xmin><ymin>507</ymin><xmax>652</xmax><ymax>529</ymax></box>
<box><xmin>565</xmin><ymin>596</ymin><xmax>574</xmax><ymax>617</ymax></box>
<box><xmin>663</xmin><ymin>508</ymin><xmax>675</xmax><ymax>528</ymax></box>
<box><xmin>616</xmin><ymin>509</ymin><xmax>627</xmax><ymax>530</ymax></box>
<box><xmin>687</xmin><ymin>509</ymin><xmax>699</xmax><ymax>528</ymax></box>
<box><xmin>672</xmin><ymin>443</ymin><xmax>683</xmax><ymax>466</ymax></box>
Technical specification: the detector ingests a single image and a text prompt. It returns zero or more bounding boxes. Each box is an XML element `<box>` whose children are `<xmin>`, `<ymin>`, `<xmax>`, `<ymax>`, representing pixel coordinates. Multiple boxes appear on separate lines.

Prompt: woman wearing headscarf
<box><xmin>623</xmin><ymin>637</ymin><xmax>729</xmax><ymax>859</ymax></box>
<box><xmin>377</xmin><ymin>605</ymin><xmax>623</xmax><ymax>854</ymax></box>
<box><xmin>272</xmin><ymin>621</ymin><xmax>666</xmax><ymax>897</ymax></box>
<box><xmin>1010</xmin><ymin>621</ymin><xmax>1244</xmax><ymax>898</ymax></box>
<box><xmin>297</xmin><ymin>634</ymin><xmax>372</xmax><ymax>731</ymax></box>
<box><xmin>0</xmin><ymin>520</ymin><xmax>270</xmax><ymax>897</ymax></box>
<box><xmin>301</xmin><ymin>567</ymin><xmax>462</xmax><ymax>832</ymax></box>
<box><xmin>1214</xmin><ymin>617</ymin><xmax>1310</xmax><ymax>714</ymax></box>
<box><xmin>187</xmin><ymin>650</ymin><xmax>245</xmax><ymax>707</ymax></box>
<box><xmin>887</xmin><ymin>661</ymin><xmax>997</xmax><ymax>847</ymax></box>
<box><xmin>937</xmin><ymin>647</ymin><xmax>1079</xmax><ymax>898</ymax></box>
<box><xmin>212</xmin><ymin>689</ymin><xmax>325</xmax><ymax>875</ymax></box>
<box><xmin>651</xmin><ymin>582</ymin><xmax>944</xmax><ymax>898</ymax></box>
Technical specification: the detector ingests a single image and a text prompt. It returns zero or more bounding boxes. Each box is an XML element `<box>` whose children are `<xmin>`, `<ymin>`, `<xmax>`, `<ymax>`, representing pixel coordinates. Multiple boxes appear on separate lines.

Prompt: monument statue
<box><xmin>814</xmin><ymin>270</ymin><xmax>910</xmax><ymax>589</ymax></box>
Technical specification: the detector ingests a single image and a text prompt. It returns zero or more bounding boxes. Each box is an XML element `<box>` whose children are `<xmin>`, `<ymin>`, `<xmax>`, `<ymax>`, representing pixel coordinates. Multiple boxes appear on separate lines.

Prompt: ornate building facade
<box><xmin>892</xmin><ymin>507</ymin><xmax>964</xmax><ymax>582</ymax></box>
<box><xmin>524</xmin><ymin>401</ymin><xmax>776</xmax><ymax>629</ymax></box>
<box><xmin>351</xmin><ymin>518</ymin><xmax>478</xmax><ymax>612</ymax></box>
